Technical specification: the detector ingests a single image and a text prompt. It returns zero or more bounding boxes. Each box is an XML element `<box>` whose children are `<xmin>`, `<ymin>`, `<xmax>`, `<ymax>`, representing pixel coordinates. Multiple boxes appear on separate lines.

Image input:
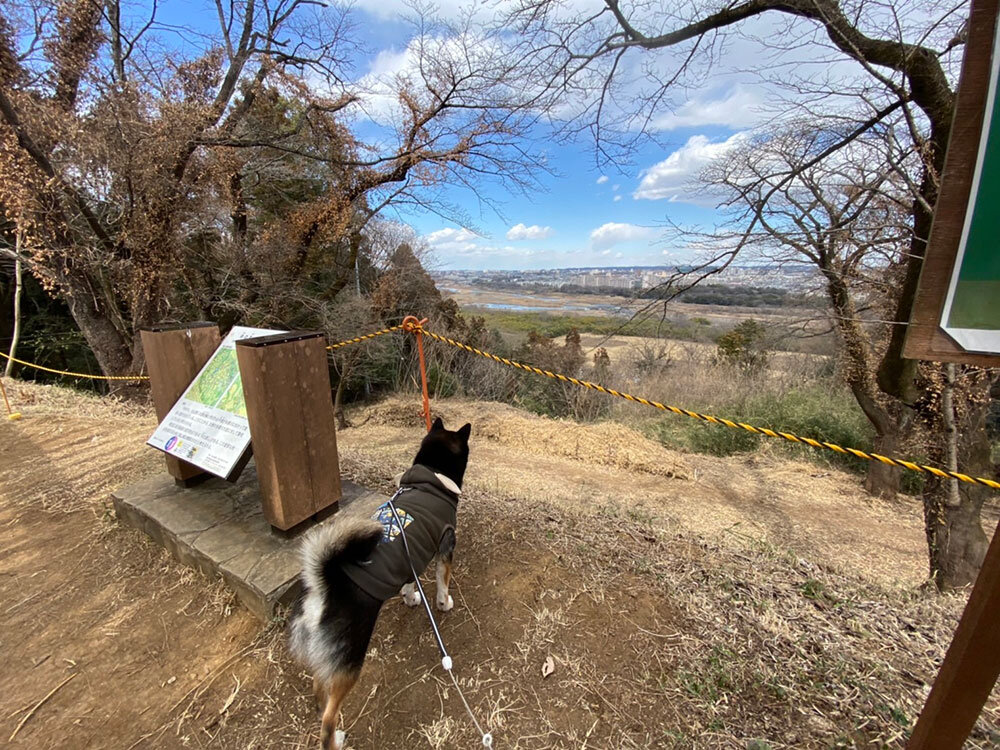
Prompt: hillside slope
<box><xmin>0</xmin><ymin>382</ymin><xmax>997</xmax><ymax>748</ymax></box>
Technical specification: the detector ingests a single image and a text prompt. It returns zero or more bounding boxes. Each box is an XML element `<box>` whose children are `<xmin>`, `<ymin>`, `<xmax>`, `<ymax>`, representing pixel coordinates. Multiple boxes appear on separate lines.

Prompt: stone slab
<box><xmin>112</xmin><ymin>463</ymin><xmax>386</xmax><ymax>621</ymax></box>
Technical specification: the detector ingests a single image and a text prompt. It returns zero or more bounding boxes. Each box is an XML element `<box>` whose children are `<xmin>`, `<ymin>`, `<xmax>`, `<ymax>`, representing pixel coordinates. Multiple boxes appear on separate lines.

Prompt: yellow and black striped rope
<box><xmin>326</xmin><ymin>325</ymin><xmax>404</xmax><ymax>351</ymax></box>
<box><xmin>0</xmin><ymin>351</ymin><xmax>150</xmax><ymax>381</ymax></box>
<box><xmin>0</xmin><ymin>324</ymin><xmax>404</xmax><ymax>380</ymax></box>
<box><xmin>417</xmin><ymin>326</ymin><xmax>1000</xmax><ymax>492</ymax></box>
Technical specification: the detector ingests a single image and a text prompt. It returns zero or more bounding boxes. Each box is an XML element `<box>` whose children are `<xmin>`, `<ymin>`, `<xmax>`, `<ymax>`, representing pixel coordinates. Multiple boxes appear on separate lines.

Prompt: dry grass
<box><xmin>360</xmin><ymin>397</ymin><xmax>690</xmax><ymax>479</ymax></box>
<box><xmin>2</xmin><ymin>381</ymin><xmax>998</xmax><ymax>748</ymax></box>
<box><xmin>342</xmin><ymin>396</ymin><xmax>927</xmax><ymax>589</ymax></box>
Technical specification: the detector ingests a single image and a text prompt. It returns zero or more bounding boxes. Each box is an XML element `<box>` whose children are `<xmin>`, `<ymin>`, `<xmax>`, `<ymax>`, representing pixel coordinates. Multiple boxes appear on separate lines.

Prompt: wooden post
<box><xmin>140</xmin><ymin>322</ymin><xmax>221</xmax><ymax>484</ymax></box>
<box><xmin>235</xmin><ymin>331</ymin><xmax>341</xmax><ymax>531</ymax></box>
<box><xmin>906</xmin><ymin>522</ymin><xmax>1000</xmax><ymax>749</ymax></box>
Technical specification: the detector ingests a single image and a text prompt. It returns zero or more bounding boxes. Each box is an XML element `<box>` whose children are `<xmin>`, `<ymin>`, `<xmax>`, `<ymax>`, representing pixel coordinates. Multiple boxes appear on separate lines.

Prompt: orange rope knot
<box><xmin>401</xmin><ymin>316</ymin><xmax>432</xmax><ymax>431</ymax></box>
<box><xmin>401</xmin><ymin>315</ymin><xmax>428</xmax><ymax>333</ymax></box>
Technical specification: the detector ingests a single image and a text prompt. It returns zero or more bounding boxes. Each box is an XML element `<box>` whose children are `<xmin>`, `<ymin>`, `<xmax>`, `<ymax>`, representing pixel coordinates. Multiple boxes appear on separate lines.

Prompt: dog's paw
<box><xmin>436</xmin><ymin>594</ymin><xmax>454</xmax><ymax>612</ymax></box>
<box><xmin>403</xmin><ymin>589</ymin><xmax>422</xmax><ymax>607</ymax></box>
<box><xmin>333</xmin><ymin>729</ymin><xmax>346</xmax><ymax>749</ymax></box>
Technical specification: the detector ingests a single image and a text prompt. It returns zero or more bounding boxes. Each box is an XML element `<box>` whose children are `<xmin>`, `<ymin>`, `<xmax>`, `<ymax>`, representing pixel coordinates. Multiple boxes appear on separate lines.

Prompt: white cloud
<box><xmin>589</xmin><ymin>222</ymin><xmax>656</xmax><ymax>251</ymax></box>
<box><xmin>423</xmin><ymin>227</ymin><xmax>538</xmax><ymax>262</ymax></box>
<box><xmin>506</xmin><ymin>223</ymin><xmax>553</xmax><ymax>241</ymax></box>
<box><xmin>350</xmin><ymin>0</ymin><xmax>474</xmax><ymax>22</ymax></box>
<box><xmin>352</xmin><ymin>33</ymin><xmax>508</xmax><ymax>125</ymax></box>
<box><xmin>613</xmin><ymin>195</ymin><xmax>622</xmax><ymax>202</ymax></box>
<box><xmin>634</xmin><ymin>133</ymin><xmax>747</xmax><ymax>203</ymax></box>
<box><xmin>648</xmin><ymin>86</ymin><xmax>763</xmax><ymax>131</ymax></box>
<box><xmin>424</xmin><ymin>227</ymin><xmax>480</xmax><ymax>253</ymax></box>
<box><xmin>596</xmin><ymin>175</ymin><xmax>609</xmax><ymax>184</ymax></box>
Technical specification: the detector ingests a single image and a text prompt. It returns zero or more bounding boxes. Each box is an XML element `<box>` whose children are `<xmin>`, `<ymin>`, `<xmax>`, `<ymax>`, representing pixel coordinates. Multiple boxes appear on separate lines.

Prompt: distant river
<box><xmin>467</xmin><ymin>302</ymin><xmax>623</xmax><ymax>314</ymax></box>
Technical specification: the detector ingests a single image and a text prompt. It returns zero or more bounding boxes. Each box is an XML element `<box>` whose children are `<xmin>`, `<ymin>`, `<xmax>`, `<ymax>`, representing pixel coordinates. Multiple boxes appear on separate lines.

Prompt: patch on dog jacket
<box><xmin>342</xmin><ymin>464</ymin><xmax>458</xmax><ymax>601</ymax></box>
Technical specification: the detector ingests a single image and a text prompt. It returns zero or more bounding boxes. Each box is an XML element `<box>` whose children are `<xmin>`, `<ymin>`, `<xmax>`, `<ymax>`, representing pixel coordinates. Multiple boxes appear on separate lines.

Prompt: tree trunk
<box><xmin>923</xmin><ymin>380</ymin><xmax>995</xmax><ymax>590</ymax></box>
<box><xmin>61</xmin><ymin>283</ymin><xmax>134</xmax><ymax>374</ymax></box>
<box><xmin>5</xmin><ymin>229</ymin><xmax>23</xmax><ymax>377</ymax></box>
<box><xmin>333</xmin><ymin>373</ymin><xmax>348</xmax><ymax>431</ymax></box>
<box><xmin>820</xmin><ymin>264</ymin><xmax>909</xmax><ymax>498</ymax></box>
<box><xmin>923</xmin><ymin>481</ymin><xmax>990</xmax><ymax>590</ymax></box>
<box><xmin>865</xmin><ymin>430</ymin><xmax>903</xmax><ymax>497</ymax></box>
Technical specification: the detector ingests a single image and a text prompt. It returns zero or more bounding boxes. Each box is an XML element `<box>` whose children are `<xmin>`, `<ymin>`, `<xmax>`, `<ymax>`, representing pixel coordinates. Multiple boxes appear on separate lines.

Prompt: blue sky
<box><xmin>339</xmin><ymin>6</ymin><xmax>758</xmax><ymax>271</ymax></box>
<box><xmin>149</xmin><ymin>0</ymin><xmax>767</xmax><ymax>271</ymax></box>
<box><xmin>153</xmin><ymin>1</ymin><xmax>965</xmax><ymax>272</ymax></box>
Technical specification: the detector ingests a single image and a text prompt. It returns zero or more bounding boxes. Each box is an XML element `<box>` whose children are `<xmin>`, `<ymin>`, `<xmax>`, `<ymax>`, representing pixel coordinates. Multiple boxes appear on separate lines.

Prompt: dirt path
<box><xmin>345</xmin><ymin>398</ymin><xmax>932</xmax><ymax>589</ymax></box>
<box><xmin>1</xmin><ymin>383</ymin><xmax>997</xmax><ymax>749</ymax></box>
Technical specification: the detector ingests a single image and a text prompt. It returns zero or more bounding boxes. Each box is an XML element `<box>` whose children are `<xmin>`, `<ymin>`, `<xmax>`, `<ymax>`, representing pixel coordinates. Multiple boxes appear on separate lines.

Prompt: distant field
<box><xmin>443</xmin><ymin>284</ymin><xmax>836</xmax><ymax>355</ymax></box>
<box><xmin>467</xmin><ymin>308</ymin><xmax>708</xmax><ymax>341</ymax></box>
<box><xmin>441</xmin><ymin>283</ymin><xmax>792</xmax><ymax>325</ymax></box>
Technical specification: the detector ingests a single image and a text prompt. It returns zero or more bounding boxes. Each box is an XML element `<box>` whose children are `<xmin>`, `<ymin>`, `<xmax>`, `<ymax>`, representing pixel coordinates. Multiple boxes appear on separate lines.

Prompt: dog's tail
<box><xmin>300</xmin><ymin>513</ymin><xmax>384</xmax><ymax>593</ymax></box>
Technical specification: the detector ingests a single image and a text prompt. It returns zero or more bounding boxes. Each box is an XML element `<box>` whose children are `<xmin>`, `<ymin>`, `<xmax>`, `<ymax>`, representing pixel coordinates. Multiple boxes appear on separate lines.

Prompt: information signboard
<box><xmin>147</xmin><ymin>326</ymin><xmax>283</xmax><ymax>479</ymax></box>
<box><xmin>904</xmin><ymin>0</ymin><xmax>1000</xmax><ymax>364</ymax></box>
<box><xmin>939</xmin><ymin>24</ymin><xmax>1000</xmax><ymax>354</ymax></box>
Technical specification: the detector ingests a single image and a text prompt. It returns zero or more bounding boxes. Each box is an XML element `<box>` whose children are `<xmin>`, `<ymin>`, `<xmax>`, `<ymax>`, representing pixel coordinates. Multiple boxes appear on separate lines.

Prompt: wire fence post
<box><xmin>402</xmin><ymin>316</ymin><xmax>432</xmax><ymax>431</ymax></box>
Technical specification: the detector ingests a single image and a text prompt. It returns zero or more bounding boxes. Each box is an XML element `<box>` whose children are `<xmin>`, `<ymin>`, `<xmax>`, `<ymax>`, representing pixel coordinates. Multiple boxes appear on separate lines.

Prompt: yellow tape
<box><xmin>0</xmin><ymin>351</ymin><xmax>149</xmax><ymax>381</ymax></box>
<box><xmin>417</xmin><ymin>326</ymin><xmax>1000</xmax><ymax>492</ymax></box>
<box><xmin>326</xmin><ymin>325</ymin><xmax>404</xmax><ymax>351</ymax></box>
<box><xmin>0</xmin><ymin>324</ymin><xmax>404</xmax><ymax>380</ymax></box>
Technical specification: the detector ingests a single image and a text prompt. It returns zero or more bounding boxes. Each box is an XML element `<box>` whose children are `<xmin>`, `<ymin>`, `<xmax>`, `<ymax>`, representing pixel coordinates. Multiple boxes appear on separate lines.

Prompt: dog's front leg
<box><xmin>436</xmin><ymin>528</ymin><xmax>456</xmax><ymax>612</ymax></box>
<box><xmin>400</xmin><ymin>581</ymin><xmax>422</xmax><ymax>607</ymax></box>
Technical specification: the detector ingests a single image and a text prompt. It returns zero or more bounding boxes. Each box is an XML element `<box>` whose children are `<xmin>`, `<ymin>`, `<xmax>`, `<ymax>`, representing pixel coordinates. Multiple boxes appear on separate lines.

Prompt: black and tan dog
<box><xmin>289</xmin><ymin>417</ymin><xmax>471</xmax><ymax>749</ymax></box>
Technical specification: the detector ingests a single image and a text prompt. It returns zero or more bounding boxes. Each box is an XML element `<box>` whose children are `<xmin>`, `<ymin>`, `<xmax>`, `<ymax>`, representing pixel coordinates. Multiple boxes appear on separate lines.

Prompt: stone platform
<box><xmin>112</xmin><ymin>464</ymin><xmax>386</xmax><ymax>621</ymax></box>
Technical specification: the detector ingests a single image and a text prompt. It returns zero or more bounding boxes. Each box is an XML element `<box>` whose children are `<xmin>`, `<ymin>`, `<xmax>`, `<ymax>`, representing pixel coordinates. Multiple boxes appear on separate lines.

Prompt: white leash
<box><xmin>387</xmin><ymin>490</ymin><xmax>494</xmax><ymax>748</ymax></box>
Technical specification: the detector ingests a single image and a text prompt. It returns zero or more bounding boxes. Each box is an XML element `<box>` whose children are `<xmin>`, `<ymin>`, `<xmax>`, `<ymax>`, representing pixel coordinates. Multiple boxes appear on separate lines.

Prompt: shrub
<box><xmin>650</xmin><ymin>385</ymin><xmax>874</xmax><ymax>471</ymax></box>
<box><xmin>426</xmin><ymin>363</ymin><xmax>459</xmax><ymax>398</ymax></box>
<box><xmin>716</xmin><ymin>320</ymin><xmax>770</xmax><ymax>375</ymax></box>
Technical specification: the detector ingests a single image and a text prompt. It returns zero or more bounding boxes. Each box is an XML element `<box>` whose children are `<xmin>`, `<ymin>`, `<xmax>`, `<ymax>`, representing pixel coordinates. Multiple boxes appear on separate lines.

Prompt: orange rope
<box><xmin>402</xmin><ymin>316</ymin><xmax>432</xmax><ymax>431</ymax></box>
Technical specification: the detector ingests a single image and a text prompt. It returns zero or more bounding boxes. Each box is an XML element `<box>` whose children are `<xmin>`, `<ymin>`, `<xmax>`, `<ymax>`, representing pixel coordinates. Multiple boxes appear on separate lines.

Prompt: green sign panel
<box><xmin>941</xmin><ymin>14</ymin><xmax>1000</xmax><ymax>354</ymax></box>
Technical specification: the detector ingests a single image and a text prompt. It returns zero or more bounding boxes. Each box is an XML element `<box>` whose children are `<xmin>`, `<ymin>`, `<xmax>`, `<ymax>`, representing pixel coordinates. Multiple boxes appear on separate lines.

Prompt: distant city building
<box><xmin>432</xmin><ymin>264</ymin><xmax>818</xmax><ymax>293</ymax></box>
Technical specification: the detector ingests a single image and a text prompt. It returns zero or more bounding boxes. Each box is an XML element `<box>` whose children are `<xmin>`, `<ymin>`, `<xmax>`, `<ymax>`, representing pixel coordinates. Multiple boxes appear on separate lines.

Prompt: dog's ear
<box><xmin>457</xmin><ymin>423</ymin><xmax>471</xmax><ymax>442</ymax></box>
<box><xmin>431</xmin><ymin>416</ymin><xmax>444</xmax><ymax>431</ymax></box>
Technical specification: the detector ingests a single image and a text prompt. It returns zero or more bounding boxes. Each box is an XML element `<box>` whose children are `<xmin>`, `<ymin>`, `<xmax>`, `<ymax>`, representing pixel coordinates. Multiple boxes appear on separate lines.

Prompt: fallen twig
<box><xmin>8</xmin><ymin>673</ymin><xmax>76</xmax><ymax>741</ymax></box>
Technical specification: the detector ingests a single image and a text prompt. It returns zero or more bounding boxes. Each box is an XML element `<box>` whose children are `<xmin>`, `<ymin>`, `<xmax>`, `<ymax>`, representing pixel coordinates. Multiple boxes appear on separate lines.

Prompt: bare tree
<box><xmin>0</xmin><ymin>0</ymin><xmax>544</xmax><ymax>379</ymax></box>
<box><xmin>704</xmin><ymin>126</ymin><xmax>915</xmax><ymax>495</ymax></box>
<box><xmin>505</xmin><ymin>0</ymin><xmax>995</xmax><ymax>588</ymax></box>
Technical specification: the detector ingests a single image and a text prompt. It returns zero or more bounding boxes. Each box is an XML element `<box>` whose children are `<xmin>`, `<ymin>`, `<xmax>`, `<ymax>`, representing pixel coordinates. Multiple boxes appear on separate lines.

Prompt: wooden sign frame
<box><xmin>140</xmin><ymin>322</ymin><xmax>222</xmax><ymax>484</ymax></box>
<box><xmin>235</xmin><ymin>331</ymin><xmax>342</xmax><ymax>531</ymax></box>
<box><xmin>903</xmin><ymin>0</ymin><xmax>1000</xmax><ymax>366</ymax></box>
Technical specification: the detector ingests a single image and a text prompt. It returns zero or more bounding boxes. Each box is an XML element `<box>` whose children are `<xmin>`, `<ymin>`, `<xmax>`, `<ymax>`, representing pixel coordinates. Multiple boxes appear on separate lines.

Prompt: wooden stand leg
<box><xmin>235</xmin><ymin>332</ymin><xmax>342</xmax><ymax>531</ymax></box>
<box><xmin>906</xmin><ymin>522</ymin><xmax>1000</xmax><ymax>749</ymax></box>
<box><xmin>140</xmin><ymin>322</ymin><xmax>221</xmax><ymax>484</ymax></box>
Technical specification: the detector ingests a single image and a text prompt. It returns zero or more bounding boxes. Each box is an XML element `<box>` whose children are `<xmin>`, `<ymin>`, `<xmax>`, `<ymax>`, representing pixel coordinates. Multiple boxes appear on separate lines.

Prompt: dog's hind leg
<box><xmin>400</xmin><ymin>581</ymin><xmax>422</xmax><ymax>607</ymax></box>
<box><xmin>313</xmin><ymin>675</ymin><xmax>327</xmax><ymax>714</ymax></box>
<box><xmin>320</xmin><ymin>670</ymin><xmax>360</xmax><ymax>750</ymax></box>
<box><xmin>436</xmin><ymin>527</ymin><xmax>456</xmax><ymax>612</ymax></box>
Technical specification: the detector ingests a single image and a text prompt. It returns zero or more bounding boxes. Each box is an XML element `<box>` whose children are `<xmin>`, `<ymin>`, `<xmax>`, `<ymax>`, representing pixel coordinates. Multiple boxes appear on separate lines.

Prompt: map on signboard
<box><xmin>147</xmin><ymin>326</ymin><xmax>283</xmax><ymax>479</ymax></box>
<box><xmin>940</xmin><ymin>15</ymin><xmax>1000</xmax><ymax>355</ymax></box>
<box><xmin>184</xmin><ymin>348</ymin><xmax>248</xmax><ymax>417</ymax></box>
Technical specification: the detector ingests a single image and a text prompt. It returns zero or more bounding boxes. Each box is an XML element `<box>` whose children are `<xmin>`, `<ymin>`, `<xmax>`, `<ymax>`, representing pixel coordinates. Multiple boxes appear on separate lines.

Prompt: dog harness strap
<box><xmin>342</xmin><ymin>466</ymin><xmax>459</xmax><ymax>601</ymax></box>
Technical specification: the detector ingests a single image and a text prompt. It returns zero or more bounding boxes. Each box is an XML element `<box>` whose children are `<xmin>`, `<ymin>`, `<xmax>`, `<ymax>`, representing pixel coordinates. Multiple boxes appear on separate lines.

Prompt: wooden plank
<box><xmin>140</xmin><ymin>322</ymin><xmax>221</xmax><ymax>482</ymax></box>
<box><xmin>294</xmin><ymin>336</ymin><xmax>342</xmax><ymax>518</ymax></box>
<box><xmin>907</xmin><ymin>522</ymin><xmax>1000</xmax><ymax>748</ymax></box>
<box><xmin>904</xmin><ymin>0</ymin><xmax>1000</xmax><ymax>366</ymax></box>
<box><xmin>236</xmin><ymin>332</ymin><xmax>340</xmax><ymax>530</ymax></box>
